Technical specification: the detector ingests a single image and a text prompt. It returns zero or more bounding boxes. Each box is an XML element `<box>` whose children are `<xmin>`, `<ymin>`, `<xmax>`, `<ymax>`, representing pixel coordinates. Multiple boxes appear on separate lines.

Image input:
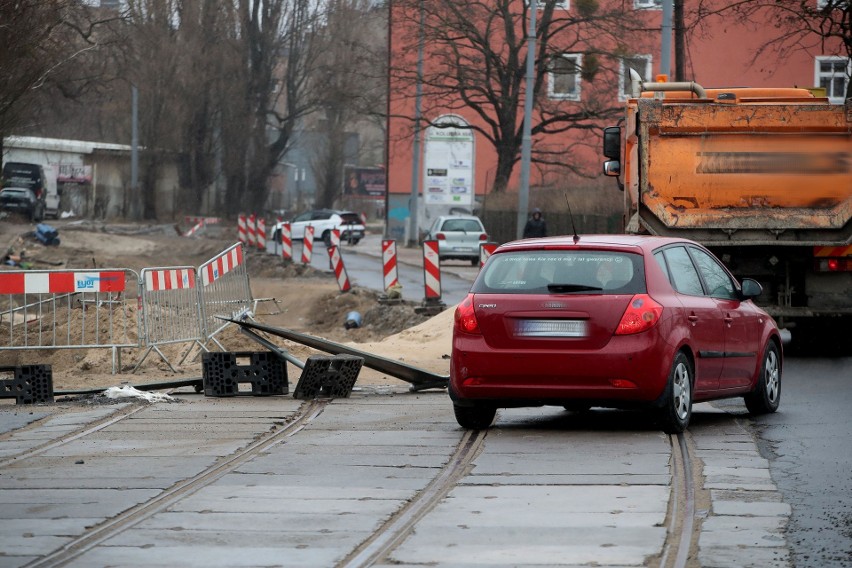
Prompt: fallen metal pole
<box><xmin>223</xmin><ymin>318</ymin><xmax>449</xmax><ymax>391</ymax></box>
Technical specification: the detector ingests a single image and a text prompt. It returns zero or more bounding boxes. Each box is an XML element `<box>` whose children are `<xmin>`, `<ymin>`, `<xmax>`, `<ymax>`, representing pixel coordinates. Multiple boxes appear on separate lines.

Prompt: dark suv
<box><xmin>1</xmin><ymin>162</ymin><xmax>47</xmax><ymax>221</ymax></box>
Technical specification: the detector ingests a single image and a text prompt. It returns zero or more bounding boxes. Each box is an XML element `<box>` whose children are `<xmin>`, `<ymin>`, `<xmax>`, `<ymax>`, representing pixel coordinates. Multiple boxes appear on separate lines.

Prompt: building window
<box><xmin>619</xmin><ymin>55</ymin><xmax>652</xmax><ymax>99</ymax></box>
<box><xmin>816</xmin><ymin>56</ymin><xmax>850</xmax><ymax>103</ymax></box>
<box><xmin>548</xmin><ymin>54</ymin><xmax>582</xmax><ymax>100</ymax></box>
<box><xmin>634</xmin><ymin>0</ymin><xmax>662</xmax><ymax>9</ymax></box>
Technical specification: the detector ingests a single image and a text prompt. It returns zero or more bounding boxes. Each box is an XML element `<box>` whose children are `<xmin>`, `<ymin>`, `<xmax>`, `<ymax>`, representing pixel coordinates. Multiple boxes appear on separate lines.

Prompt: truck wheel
<box><xmin>656</xmin><ymin>351</ymin><xmax>692</xmax><ymax>434</ymax></box>
<box><xmin>744</xmin><ymin>341</ymin><xmax>781</xmax><ymax>415</ymax></box>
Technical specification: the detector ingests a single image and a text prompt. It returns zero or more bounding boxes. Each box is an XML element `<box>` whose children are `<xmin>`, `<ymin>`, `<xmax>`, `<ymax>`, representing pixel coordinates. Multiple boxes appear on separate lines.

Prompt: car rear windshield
<box><xmin>339</xmin><ymin>213</ymin><xmax>362</xmax><ymax>225</ymax></box>
<box><xmin>441</xmin><ymin>219</ymin><xmax>482</xmax><ymax>232</ymax></box>
<box><xmin>472</xmin><ymin>250</ymin><xmax>646</xmax><ymax>295</ymax></box>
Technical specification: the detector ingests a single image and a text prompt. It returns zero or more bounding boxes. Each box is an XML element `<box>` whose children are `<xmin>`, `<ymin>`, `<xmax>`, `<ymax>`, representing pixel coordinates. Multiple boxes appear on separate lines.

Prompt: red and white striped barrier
<box><xmin>330</xmin><ymin>228</ymin><xmax>341</xmax><ymax>248</ymax></box>
<box><xmin>247</xmin><ymin>214</ymin><xmax>257</xmax><ymax>247</ymax></box>
<box><xmin>422</xmin><ymin>240</ymin><xmax>442</xmax><ymax>299</ymax></box>
<box><xmin>0</xmin><ymin>270</ymin><xmax>126</xmax><ymax>294</ymax></box>
<box><xmin>186</xmin><ymin>216</ymin><xmax>221</xmax><ymax>225</ymax></box>
<box><xmin>256</xmin><ymin>218</ymin><xmax>266</xmax><ymax>250</ymax></box>
<box><xmin>200</xmin><ymin>244</ymin><xmax>243</xmax><ymax>286</ymax></box>
<box><xmin>301</xmin><ymin>225</ymin><xmax>315</xmax><ymax>265</ymax></box>
<box><xmin>237</xmin><ymin>214</ymin><xmax>247</xmax><ymax>244</ymax></box>
<box><xmin>479</xmin><ymin>242</ymin><xmax>498</xmax><ymax>267</ymax></box>
<box><xmin>382</xmin><ymin>239</ymin><xmax>399</xmax><ymax>291</ymax></box>
<box><xmin>144</xmin><ymin>268</ymin><xmax>195</xmax><ymax>291</ymax></box>
<box><xmin>326</xmin><ymin>245</ymin><xmax>351</xmax><ymax>293</ymax></box>
<box><xmin>183</xmin><ymin>220</ymin><xmax>204</xmax><ymax>237</ymax></box>
<box><xmin>280</xmin><ymin>222</ymin><xmax>292</xmax><ymax>261</ymax></box>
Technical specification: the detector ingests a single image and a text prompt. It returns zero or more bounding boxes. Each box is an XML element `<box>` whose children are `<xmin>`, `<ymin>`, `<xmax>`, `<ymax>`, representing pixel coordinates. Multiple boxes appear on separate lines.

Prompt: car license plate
<box><xmin>454</xmin><ymin>247</ymin><xmax>473</xmax><ymax>252</ymax></box>
<box><xmin>514</xmin><ymin>319</ymin><xmax>588</xmax><ymax>337</ymax></box>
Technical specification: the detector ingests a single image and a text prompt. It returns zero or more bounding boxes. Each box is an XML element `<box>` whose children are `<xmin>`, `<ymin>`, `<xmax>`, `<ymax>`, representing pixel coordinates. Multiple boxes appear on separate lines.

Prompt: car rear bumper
<box><xmin>450</xmin><ymin>331</ymin><xmax>673</xmax><ymax>408</ymax></box>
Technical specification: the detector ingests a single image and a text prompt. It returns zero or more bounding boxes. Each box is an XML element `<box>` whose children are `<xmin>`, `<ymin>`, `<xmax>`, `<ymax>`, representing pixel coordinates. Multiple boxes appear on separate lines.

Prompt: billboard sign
<box><xmin>423</xmin><ymin>115</ymin><xmax>474</xmax><ymax>207</ymax></box>
<box><xmin>343</xmin><ymin>166</ymin><xmax>386</xmax><ymax>198</ymax></box>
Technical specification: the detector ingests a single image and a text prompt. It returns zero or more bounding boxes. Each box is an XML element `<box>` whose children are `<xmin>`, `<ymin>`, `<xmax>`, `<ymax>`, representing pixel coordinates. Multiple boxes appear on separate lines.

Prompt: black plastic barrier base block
<box><xmin>0</xmin><ymin>365</ymin><xmax>54</xmax><ymax>404</ymax></box>
<box><xmin>202</xmin><ymin>352</ymin><xmax>288</xmax><ymax>397</ymax></box>
<box><xmin>293</xmin><ymin>355</ymin><xmax>363</xmax><ymax>400</ymax></box>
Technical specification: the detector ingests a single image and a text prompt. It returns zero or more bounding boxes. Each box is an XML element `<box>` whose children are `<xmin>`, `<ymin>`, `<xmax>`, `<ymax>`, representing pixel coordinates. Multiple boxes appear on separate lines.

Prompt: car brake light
<box><xmin>454</xmin><ymin>294</ymin><xmax>480</xmax><ymax>334</ymax></box>
<box><xmin>615</xmin><ymin>294</ymin><xmax>663</xmax><ymax>335</ymax></box>
<box><xmin>436</xmin><ymin>233</ymin><xmax>446</xmax><ymax>240</ymax></box>
<box><xmin>479</xmin><ymin>233</ymin><xmax>487</xmax><ymax>241</ymax></box>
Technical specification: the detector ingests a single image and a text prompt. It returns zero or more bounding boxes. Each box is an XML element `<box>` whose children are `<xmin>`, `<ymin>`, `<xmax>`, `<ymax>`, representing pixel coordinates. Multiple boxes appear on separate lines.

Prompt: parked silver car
<box><xmin>425</xmin><ymin>214</ymin><xmax>488</xmax><ymax>265</ymax></box>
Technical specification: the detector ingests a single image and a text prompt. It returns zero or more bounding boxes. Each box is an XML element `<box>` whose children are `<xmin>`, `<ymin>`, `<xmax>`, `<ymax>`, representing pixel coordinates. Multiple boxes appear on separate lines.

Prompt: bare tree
<box><xmin>0</xmin><ymin>1</ymin><xmax>121</xmax><ymax>148</ymax></box>
<box><xmin>311</xmin><ymin>0</ymin><xmax>386</xmax><ymax>209</ymax></box>
<box><xmin>223</xmin><ymin>0</ymin><xmax>325</xmax><ymax>215</ymax></box>
<box><xmin>695</xmin><ymin>0</ymin><xmax>851</xmax><ymax>99</ymax></box>
<box><xmin>391</xmin><ymin>0</ymin><xmax>638</xmax><ymax>194</ymax></box>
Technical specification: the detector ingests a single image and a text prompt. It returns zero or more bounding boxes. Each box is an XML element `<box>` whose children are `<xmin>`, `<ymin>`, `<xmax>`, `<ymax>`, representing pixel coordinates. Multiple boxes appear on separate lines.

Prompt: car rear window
<box><xmin>441</xmin><ymin>219</ymin><xmax>482</xmax><ymax>232</ymax></box>
<box><xmin>339</xmin><ymin>213</ymin><xmax>362</xmax><ymax>225</ymax></box>
<box><xmin>472</xmin><ymin>250</ymin><xmax>646</xmax><ymax>294</ymax></box>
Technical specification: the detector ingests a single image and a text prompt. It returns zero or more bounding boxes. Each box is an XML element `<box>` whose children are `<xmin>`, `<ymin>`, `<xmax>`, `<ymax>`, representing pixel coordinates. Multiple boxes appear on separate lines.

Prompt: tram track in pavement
<box><xmin>338</xmin><ymin>428</ymin><xmax>488</xmax><ymax>568</ymax></box>
<box><xmin>660</xmin><ymin>432</ymin><xmax>699</xmax><ymax>568</ymax></box>
<box><xmin>21</xmin><ymin>399</ymin><xmax>327</xmax><ymax>568</ymax></box>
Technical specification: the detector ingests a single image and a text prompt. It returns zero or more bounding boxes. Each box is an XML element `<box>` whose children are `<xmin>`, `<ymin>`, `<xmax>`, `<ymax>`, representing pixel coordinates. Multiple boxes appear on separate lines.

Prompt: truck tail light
<box><xmin>454</xmin><ymin>294</ymin><xmax>481</xmax><ymax>335</ymax></box>
<box><xmin>615</xmin><ymin>294</ymin><xmax>663</xmax><ymax>335</ymax></box>
<box><xmin>815</xmin><ymin>257</ymin><xmax>852</xmax><ymax>272</ymax></box>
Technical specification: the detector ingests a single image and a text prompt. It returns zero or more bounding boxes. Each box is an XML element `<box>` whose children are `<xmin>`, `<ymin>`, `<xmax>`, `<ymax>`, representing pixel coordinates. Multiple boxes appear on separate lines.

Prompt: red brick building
<box><xmin>385</xmin><ymin>0</ymin><xmax>849</xmax><ymax>239</ymax></box>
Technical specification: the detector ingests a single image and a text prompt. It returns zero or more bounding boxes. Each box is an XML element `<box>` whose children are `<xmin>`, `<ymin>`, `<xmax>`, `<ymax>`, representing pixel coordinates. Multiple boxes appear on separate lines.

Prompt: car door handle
<box><xmin>688</xmin><ymin>314</ymin><xmax>698</xmax><ymax>323</ymax></box>
<box><xmin>724</xmin><ymin>316</ymin><xmax>733</xmax><ymax>325</ymax></box>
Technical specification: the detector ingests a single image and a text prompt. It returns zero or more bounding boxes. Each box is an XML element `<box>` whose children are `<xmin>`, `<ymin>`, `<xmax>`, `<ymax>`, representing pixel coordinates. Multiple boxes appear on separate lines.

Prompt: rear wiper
<box><xmin>547</xmin><ymin>283</ymin><xmax>602</xmax><ymax>293</ymax></box>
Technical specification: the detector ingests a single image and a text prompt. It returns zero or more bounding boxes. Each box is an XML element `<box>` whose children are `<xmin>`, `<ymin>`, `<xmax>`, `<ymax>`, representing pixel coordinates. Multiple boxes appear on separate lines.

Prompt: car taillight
<box><xmin>436</xmin><ymin>233</ymin><xmax>446</xmax><ymax>240</ymax></box>
<box><xmin>454</xmin><ymin>294</ymin><xmax>480</xmax><ymax>334</ymax></box>
<box><xmin>615</xmin><ymin>294</ymin><xmax>663</xmax><ymax>335</ymax></box>
<box><xmin>479</xmin><ymin>233</ymin><xmax>487</xmax><ymax>241</ymax></box>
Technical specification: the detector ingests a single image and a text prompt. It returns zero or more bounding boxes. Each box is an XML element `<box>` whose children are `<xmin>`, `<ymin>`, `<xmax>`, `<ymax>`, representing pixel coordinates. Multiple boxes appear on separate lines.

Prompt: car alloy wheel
<box><xmin>744</xmin><ymin>341</ymin><xmax>781</xmax><ymax>415</ymax></box>
<box><xmin>658</xmin><ymin>351</ymin><xmax>692</xmax><ymax>434</ymax></box>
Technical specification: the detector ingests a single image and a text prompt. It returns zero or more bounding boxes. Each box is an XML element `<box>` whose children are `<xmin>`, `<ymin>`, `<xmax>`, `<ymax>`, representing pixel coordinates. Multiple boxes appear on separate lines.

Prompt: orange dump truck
<box><xmin>602</xmin><ymin>75</ymin><xmax>852</xmax><ymax>351</ymax></box>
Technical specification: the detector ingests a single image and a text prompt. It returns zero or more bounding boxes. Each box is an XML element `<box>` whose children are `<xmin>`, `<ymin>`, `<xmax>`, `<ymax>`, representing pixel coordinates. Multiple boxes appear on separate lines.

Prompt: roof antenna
<box><xmin>564</xmin><ymin>191</ymin><xmax>580</xmax><ymax>244</ymax></box>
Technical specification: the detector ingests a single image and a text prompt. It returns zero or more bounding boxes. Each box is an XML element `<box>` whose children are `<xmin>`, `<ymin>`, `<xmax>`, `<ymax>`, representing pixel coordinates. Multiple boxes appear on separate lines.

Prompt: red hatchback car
<box><xmin>449</xmin><ymin>235</ymin><xmax>783</xmax><ymax>433</ymax></box>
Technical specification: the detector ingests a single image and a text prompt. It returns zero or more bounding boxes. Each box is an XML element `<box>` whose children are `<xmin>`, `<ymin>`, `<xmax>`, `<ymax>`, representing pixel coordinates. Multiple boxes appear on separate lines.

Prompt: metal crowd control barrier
<box><xmin>135</xmin><ymin>266</ymin><xmax>206</xmax><ymax>372</ymax></box>
<box><xmin>0</xmin><ymin>269</ymin><xmax>140</xmax><ymax>373</ymax></box>
<box><xmin>198</xmin><ymin>243</ymin><xmax>253</xmax><ymax>350</ymax></box>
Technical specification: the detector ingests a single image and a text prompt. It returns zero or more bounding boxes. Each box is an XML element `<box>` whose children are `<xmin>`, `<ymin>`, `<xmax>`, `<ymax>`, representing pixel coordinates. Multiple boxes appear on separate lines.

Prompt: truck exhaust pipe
<box><xmin>629</xmin><ymin>68</ymin><xmax>707</xmax><ymax>99</ymax></box>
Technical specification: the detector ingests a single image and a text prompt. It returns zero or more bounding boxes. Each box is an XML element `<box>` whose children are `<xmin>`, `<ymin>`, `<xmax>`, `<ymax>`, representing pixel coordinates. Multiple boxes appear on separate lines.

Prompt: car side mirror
<box><xmin>740</xmin><ymin>278</ymin><xmax>762</xmax><ymax>300</ymax></box>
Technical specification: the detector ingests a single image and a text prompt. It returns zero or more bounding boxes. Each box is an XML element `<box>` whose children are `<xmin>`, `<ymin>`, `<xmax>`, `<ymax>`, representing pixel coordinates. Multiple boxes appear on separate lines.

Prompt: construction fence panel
<box><xmin>197</xmin><ymin>243</ymin><xmax>253</xmax><ymax>348</ymax></box>
<box><xmin>0</xmin><ymin>269</ymin><xmax>140</xmax><ymax>372</ymax></box>
<box><xmin>136</xmin><ymin>266</ymin><xmax>205</xmax><ymax>371</ymax></box>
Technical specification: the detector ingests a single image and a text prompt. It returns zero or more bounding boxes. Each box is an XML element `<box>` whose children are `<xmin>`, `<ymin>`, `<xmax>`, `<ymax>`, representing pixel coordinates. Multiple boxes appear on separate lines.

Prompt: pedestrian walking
<box><xmin>523</xmin><ymin>208</ymin><xmax>548</xmax><ymax>238</ymax></box>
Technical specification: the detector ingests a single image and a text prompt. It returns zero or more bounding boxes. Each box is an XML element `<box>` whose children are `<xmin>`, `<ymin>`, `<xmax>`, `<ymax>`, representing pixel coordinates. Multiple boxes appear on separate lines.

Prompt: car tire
<box><xmin>350</xmin><ymin>238</ymin><xmax>360</xmax><ymax>245</ymax></box>
<box><xmin>657</xmin><ymin>351</ymin><xmax>693</xmax><ymax>434</ymax></box>
<box><xmin>322</xmin><ymin>230</ymin><xmax>332</xmax><ymax>246</ymax></box>
<box><xmin>470</xmin><ymin>258</ymin><xmax>479</xmax><ymax>266</ymax></box>
<box><xmin>743</xmin><ymin>341</ymin><xmax>781</xmax><ymax>415</ymax></box>
<box><xmin>453</xmin><ymin>404</ymin><xmax>496</xmax><ymax>430</ymax></box>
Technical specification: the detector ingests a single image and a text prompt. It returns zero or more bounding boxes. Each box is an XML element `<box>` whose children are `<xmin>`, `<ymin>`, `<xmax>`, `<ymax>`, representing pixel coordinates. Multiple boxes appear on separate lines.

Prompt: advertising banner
<box><xmin>343</xmin><ymin>166</ymin><xmax>386</xmax><ymax>198</ymax></box>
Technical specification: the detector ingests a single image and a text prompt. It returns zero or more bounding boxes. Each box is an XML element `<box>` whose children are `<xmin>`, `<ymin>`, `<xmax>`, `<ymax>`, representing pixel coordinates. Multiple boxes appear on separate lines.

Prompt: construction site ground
<box><xmin>0</xmin><ymin>218</ymin><xmax>451</xmax><ymax>394</ymax></box>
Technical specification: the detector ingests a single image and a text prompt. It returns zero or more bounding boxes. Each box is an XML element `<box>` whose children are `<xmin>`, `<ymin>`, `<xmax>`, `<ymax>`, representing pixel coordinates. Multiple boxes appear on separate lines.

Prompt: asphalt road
<box><xmin>714</xmin><ymin>355</ymin><xmax>852</xmax><ymax>568</ymax></box>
